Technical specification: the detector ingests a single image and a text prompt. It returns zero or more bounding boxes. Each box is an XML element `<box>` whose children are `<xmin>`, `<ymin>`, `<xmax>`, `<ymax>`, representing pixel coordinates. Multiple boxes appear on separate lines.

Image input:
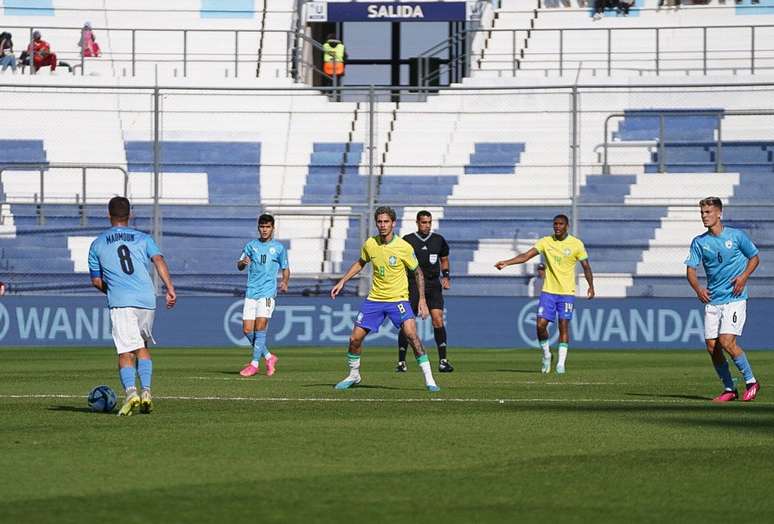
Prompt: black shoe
<box><xmin>439</xmin><ymin>359</ymin><xmax>454</xmax><ymax>373</ymax></box>
<box><xmin>395</xmin><ymin>361</ymin><xmax>407</xmax><ymax>373</ymax></box>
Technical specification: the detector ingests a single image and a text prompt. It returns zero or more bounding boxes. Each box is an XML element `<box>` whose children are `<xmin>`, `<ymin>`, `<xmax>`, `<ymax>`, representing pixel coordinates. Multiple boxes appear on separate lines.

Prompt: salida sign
<box><xmin>320</xmin><ymin>2</ymin><xmax>467</xmax><ymax>22</ymax></box>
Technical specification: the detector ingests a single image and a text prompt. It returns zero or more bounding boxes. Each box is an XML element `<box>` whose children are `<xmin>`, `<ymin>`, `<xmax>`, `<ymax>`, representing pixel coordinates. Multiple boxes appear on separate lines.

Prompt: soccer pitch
<box><xmin>2</xmin><ymin>347</ymin><xmax>774</xmax><ymax>523</ymax></box>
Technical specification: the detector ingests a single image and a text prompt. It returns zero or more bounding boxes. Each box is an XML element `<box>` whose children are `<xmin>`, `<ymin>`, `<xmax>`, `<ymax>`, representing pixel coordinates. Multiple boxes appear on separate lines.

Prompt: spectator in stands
<box><xmin>0</xmin><ymin>280</ymin><xmax>5</xmax><ymax>295</ymax></box>
<box><xmin>78</xmin><ymin>21</ymin><xmax>100</xmax><ymax>58</ymax></box>
<box><xmin>592</xmin><ymin>0</ymin><xmax>609</xmax><ymax>20</ymax></box>
<box><xmin>0</xmin><ymin>31</ymin><xmax>16</xmax><ymax>72</ymax></box>
<box><xmin>529</xmin><ymin>263</ymin><xmax>546</xmax><ymax>298</ymax></box>
<box><xmin>28</xmin><ymin>30</ymin><xmax>57</xmax><ymax>72</ymax></box>
<box><xmin>617</xmin><ymin>0</ymin><xmax>635</xmax><ymax>15</ymax></box>
<box><xmin>658</xmin><ymin>0</ymin><xmax>680</xmax><ymax>7</ymax></box>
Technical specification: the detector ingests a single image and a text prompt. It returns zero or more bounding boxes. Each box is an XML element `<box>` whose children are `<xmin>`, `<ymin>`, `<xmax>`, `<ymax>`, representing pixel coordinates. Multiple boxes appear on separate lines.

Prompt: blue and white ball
<box><xmin>87</xmin><ymin>385</ymin><xmax>117</xmax><ymax>413</ymax></box>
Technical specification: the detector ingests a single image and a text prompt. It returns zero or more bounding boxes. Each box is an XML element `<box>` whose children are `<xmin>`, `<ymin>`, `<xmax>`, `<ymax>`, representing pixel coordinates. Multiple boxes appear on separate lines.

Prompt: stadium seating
<box><xmin>0</xmin><ymin>0</ymin><xmax>772</xmax><ymax>299</ymax></box>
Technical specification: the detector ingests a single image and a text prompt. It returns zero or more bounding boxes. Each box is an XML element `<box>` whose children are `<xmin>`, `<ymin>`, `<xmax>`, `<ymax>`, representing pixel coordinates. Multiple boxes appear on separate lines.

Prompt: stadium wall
<box><xmin>0</xmin><ymin>296</ymin><xmax>771</xmax><ymax>349</ymax></box>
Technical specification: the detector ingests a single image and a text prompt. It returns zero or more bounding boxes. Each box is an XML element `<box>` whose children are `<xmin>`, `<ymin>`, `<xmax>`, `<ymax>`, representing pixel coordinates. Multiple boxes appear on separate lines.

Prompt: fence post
<box><xmin>361</xmin><ymin>85</ymin><xmax>376</xmax><ymax>298</ymax></box>
<box><xmin>152</xmin><ymin>86</ymin><xmax>162</xmax><ymax>294</ymax></box>
<box><xmin>132</xmin><ymin>29</ymin><xmax>136</xmax><ymax>76</ymax></box>
<box><xmin>702</xmin><ymin>27</ymin><xmax>707</xmax><ymax>75</ymax></box>
<box><xmin>655</xmin><ymin>28</ymin><xmax>660</xmax><ymax>76</ymax></box>
<box><xmin>570</xmin><ymin>85</ymin><xmax>579</xmax><ymax>237</ymax></box>
<box><xmin>235</xmin><ymin>30</ymin><xmax>240</xmax><ymax>78</ymax></box>
<box><xmin>607</xmin><ymin>28</ymin><xmax>611</xmax><ymax>76</ymax></box>
<box><xmin>751</xmin><ymin>26</ymin><xmax>756</xmax><ymax>74</ymax></box>
<box><xmin>716</xmin><ymin>114</ymin><xmax>723</xmax><ymax>173</ymax></box>
<box><xmin>183</xmin><ymin>29</ymin><xmax>188</xmax><ymax>77</ymax></box>
<box><xmin>559</xmin><ymin>29</ymin><xmax>563</xmax><ymax>76</ymax></box>
<box><xmin>81</xmin><ymin>166</ymin><xmax>87</xmax><ymax>224</ymax></box>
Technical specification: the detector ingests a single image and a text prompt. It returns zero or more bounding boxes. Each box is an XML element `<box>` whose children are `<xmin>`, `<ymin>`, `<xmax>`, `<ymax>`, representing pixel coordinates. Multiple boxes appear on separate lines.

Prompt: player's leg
<box><xmin>706</xmin><ymin>338</ymin><xmax>737</xmax><ymax>401</ymax></box>
<box><xmin>136</xmin><ymin>309</ymin><xmax>156</xmax><ymax>413</ymax></box>
<box><xmin>718</xmin><ymin>301</ymin><xmax>758</xmax><ymax>400</ymax></box>
<box><xmin>401</xmin><ymin>318</ymin><xmax>440</xmax><ymax>392</ymax></box>
<box><xmin>536</xmin><ymin>293</ymin><xmax>556</xmax><ymax>373</ymax></box>
<box><xmin>704</xmin><ymin>303</ymin><xmax>738</xmax><ymax>401</ymax></box>
<box><xmin>555</xmin><ymin>296</ymin><xmax>574</xmax><ymax>374</ymax></box>
<box><xmin>397</xmin><ymin>286</ymin><xmax>419</xmax><ymax>372</ymax></box>
<box><xmin>253</xmin><ymin>298</ymin><xmax>278</xmax><ymax>376</ymax></box>
<box><xmin>336</xmin><ymin>326</ymin><xmax>369</xmax><ymax>389</ymax></box>
<box><xmin>111</xmin><ymin>308</ymin><xmax>143</xmax><ymax>416</ymax></box>
<box><xmin>240</xmin><ymin>299</ymin><xmax>261</xmax><ymax>376</ymax></box>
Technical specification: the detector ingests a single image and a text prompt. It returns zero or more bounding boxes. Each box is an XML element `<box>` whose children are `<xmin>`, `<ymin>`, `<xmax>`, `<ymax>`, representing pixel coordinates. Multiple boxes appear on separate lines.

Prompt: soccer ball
<box><xmin>87</xmin><ymin>385</ymin><xmax>117</xmax><ymax>413</ymax></box>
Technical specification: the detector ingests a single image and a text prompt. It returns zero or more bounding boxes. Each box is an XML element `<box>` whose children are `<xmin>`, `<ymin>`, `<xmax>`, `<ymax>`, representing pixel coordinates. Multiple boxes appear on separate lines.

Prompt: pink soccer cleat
<box><xmin>743</xmin><ymin>382</ymin><xmax>761</xmax><ymax>402</ymax></box>
<box><xmin>713</xmin><ymin>389</ymin><xmax>738</xmax><ymax>403</ymax></box>
<box><xmin>265</xmin><ymin>354</ymin><xmax>278</xmax><ymax>377</ymax></box>
<box><xmin>239</xmin><ymin>363</ymin><xmax>259</xmax><ymax>377</ymax></box>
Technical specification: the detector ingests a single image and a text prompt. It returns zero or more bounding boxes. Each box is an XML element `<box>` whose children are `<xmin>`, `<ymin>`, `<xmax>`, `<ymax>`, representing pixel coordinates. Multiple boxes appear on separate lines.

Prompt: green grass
<box><xmin>2</xmin><ymin>347</ymin><xmax>774</xmax><ymax>523</ymax></box>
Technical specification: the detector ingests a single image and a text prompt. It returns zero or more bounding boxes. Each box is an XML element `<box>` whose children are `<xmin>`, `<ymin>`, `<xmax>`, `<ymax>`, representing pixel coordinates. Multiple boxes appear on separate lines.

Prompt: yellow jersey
<box><xmin>360</xmin><ymin>235</ymin><xmax>418</xmax><ymax>301</ymax></box>
<box><xmin>534</xmin><ymin>234</ymin><xmax>588</xmax><ymax>296</ymax></box>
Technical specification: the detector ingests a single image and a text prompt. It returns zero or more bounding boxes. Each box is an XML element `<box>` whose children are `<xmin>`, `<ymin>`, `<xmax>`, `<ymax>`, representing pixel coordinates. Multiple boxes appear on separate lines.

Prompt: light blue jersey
<box><xmin>241</xmin><ymin>239</ymin><xmax>288</xmax><ymax>299</ymax></box>
<box><xmin>685</xmin><ymin>226</ymin><xmax>759</xmax><ymax>305</ymax></box>
<box><xmin>88</xmin><ymin>227</ymin><xmax>161</xmax><ymax>309</ymax></box>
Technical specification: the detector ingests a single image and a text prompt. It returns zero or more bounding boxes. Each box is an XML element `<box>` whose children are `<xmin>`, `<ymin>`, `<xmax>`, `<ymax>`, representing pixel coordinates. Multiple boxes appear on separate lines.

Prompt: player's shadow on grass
<box><xmin>496</xmin><ymin>369</ymin><xmax>539</xmax><ymax>374</ymax></box>
<box><xmin>302</xmin><ymin>383</ymin><xmax>404</xmax><ymax>391</ymax></box>
<box><xmin>48</xmin><ymin>405</ymin><xmax>110</xmax><ymax>414</ymax></box>
<box><xmin>219</xmin><ymin>371</ymin><xmax>242</xmax><ymax>376</ymax></box>
<box><xmin>626</xmin><ymin>392</ymin><xmax>712</xmax><ymax>401</ymax></box>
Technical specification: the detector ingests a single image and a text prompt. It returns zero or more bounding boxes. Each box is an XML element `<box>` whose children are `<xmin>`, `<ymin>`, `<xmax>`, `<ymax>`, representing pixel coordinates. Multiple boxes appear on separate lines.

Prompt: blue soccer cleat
<box><xmin>426</xmin><ymin>384</ymin><xmax>441</xmax><ymax>392</ymax></box>
<box><xmin>335</xmin><ymin>375</ymin><xmax>361</xmax><ymax>390</ymax></box>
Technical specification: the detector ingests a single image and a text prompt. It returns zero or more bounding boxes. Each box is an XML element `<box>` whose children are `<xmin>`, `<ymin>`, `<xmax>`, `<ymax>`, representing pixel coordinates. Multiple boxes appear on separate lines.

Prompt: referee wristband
<box><xmin>442</xmin><ymin>270</ymin><xmax>450</xmax><ymax>279</ymax></box>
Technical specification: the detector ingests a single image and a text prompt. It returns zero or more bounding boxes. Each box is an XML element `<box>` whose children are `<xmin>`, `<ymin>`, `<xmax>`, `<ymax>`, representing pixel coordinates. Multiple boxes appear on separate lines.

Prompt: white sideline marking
<box><xmin>2</xmin><ymin>394</ymin><xmax>771</xmax><ymax>405</ymax></box>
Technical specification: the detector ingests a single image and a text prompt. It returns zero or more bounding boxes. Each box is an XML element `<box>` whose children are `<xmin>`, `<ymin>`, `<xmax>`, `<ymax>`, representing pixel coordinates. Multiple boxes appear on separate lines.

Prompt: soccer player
<box><xmin>495</xmin><ymin>214</ymin><xmax>594</xmax><ymax>374</ymax></box>
<box><xmin>330</xmin><ymin>206</ymin><xmax>440</xmax><ymax>392</ymax></box>
<box><xmin>88</xmin><ymin>196</ymin><xmax>176</xmax><ymax>416</ymax></box>
<box><xmin>396</xmin><ymin>210</ymin><xmax>454</xmax><ymax>373</ymax></box>
<box><xmin>685</xmin><ymin>197</ymin><xmax>761</xmax><ymax>402</ymax></box>
<box><xmin>237</xmin><ymin>213</ymin><xmax>289</xmax><ymax>377</ymax></box>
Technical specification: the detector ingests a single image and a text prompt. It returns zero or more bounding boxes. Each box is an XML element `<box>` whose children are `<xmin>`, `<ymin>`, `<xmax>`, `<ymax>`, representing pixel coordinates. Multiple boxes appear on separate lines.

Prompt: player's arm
<box><xmin>440</xmin><ymin>256</ymin><xmax>450</xmax><ymax>290</ymax></box>
<box><xmin>331</xmin><ymin>259</ymin><xmax>366</xmax><ymax>299</ymax></box>
<box><xmin>686</xmin><ymin>266</ymin><xmax>710</xmax><ymax>304</ymax></box>
<box><xmin>495</xmin><ymin>247</ymin><xmax>539</xmax><ymax>270</ymax></box>
<box><xmin>279</xmin><ymin>267</ymin><xmax>290</xmax><ymax>293</ymax></box>
<box><xmin>413</xmin><ymin>266</ymin><xmax>429</xmax><ymax>319</ymax></box>
<box><xmin>580</xmin><ymin>259</ymin><xmax>595</xmax><ymax>299</ymax></box>
<box><xmin>732</xmin><ymin>254</ymin><xmax>760</xmax><ymax>296</ymax></box>
<box><xmin>151</xmin><ymin>255</ymin><xmax>176</xmax><ymax>309</ymax></box>
<box><xmin>237</xmin><ymin>254</ymin><xmax>251</xmax><ymax>271</ymax></box>
<box><xmin>90</xmin><ymin>276</ymin><xmax>107</xmax><ymax>294</ymax></box>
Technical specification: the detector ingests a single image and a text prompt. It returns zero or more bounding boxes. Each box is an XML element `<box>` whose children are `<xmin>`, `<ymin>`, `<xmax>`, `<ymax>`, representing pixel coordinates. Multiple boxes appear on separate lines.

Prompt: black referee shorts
<box><xmin>408</xmin><ymin>277</ymin><xmax>444</xmax><ymax>313</ymax></box>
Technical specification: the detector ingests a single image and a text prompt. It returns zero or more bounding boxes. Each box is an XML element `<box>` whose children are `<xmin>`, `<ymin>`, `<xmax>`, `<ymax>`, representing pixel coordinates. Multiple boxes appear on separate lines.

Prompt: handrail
<box><xmin>600</xmin><ymin>109</ymin><xmax>774</xmax><ymax>175</ymax></box>
<box><xmin>418</xmin><ymin>23</ymin><xmax>774</xmax><ymax>84</ymax></box>
<box><xmin>0</xmin><ymin>163</ymin><xmax>128</xmax><ymax>225</ymax></box>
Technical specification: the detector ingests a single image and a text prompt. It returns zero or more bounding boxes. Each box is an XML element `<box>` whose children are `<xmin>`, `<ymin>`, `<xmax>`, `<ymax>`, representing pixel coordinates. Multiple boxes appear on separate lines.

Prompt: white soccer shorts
<box><xmin>242</xmin><ymin>297</ymin><xmax>276</xmax><ymax>320</ymax></box>
<box><xmin>110</xmin><ymin>307</ymin><xmax>156</xmax><ymax>354</ymax></box>
<box><xmin>704</xmin><ymin>300</ymin><xmax>746</xmax><ymax>340</ymax></box>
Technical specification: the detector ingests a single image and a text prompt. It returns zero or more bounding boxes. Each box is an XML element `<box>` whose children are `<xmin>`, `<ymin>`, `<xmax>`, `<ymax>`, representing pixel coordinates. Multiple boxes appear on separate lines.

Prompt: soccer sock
<box><xmin>347</xmin><ymin>352</ymin><xmax>361</xmax><ymax>377</ymax></box>
<box><xmin>246</xmin><ymin>331</ymin><xmax>260</xmax><ymax>367</ymax></box>
<box><xmin>397</xmin><ymin>331</ymin><xmax>408</xmax><ymax>363</ymax></box>
<box><xmin>713</xmin><ymin>361</ymin><xmax>735</xmax><ymax>391</ymax></box>
<box><xmin>137</xmin><ymin>359</ymin><xmax>152</xmax><ymax>391</ymax></box>
<box><xmin>732</xmin><ymin>353</ymin><xmax>756</xmax><ymax>384</ymax></box>
<box><xmin>252</xmin><ymin>330</ymin><xmax>271</xmax><ymax>361</ymax></box>
<box><xmin>538</xmin><ymin>339</ymin><xmax>551</xmax><ymax>359</ymax></box>
<box><xmin>416</xmin><ymin>354</ymin><xmax>437</xmax><ymax>387</ymax></box>
<box><xmin>119</xmin><ymin>366</ymin><xmax>136</xmax><ymax>394</ymax></box>
<box><xmin>557</xmin><ymin>343</ymin><xmax>569</xmax><ymax>367</ymax></box>
<box><xmin>434</xmin><ymin>327</ymin><xmax>448</xmax><ymax>361</ymax></box>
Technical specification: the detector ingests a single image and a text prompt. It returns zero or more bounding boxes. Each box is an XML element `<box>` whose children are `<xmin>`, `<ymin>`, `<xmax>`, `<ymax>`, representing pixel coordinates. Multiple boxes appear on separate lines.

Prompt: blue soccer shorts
<box><xmin>355</xmin><ymin>299</ymin><xmax>414</xmax><ymax>332</ymax></box>
<box><xmin>537</xmin><ymin>292</ymin><xmax>575</xmax><ymax>323</ymax></box>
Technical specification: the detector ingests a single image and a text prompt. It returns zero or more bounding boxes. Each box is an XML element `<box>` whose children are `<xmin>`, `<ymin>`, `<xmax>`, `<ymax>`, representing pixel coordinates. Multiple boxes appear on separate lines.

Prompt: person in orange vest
<box><xmin>323</xmin><ymin>34</ymin><xmax>345</xmax><ymax>78</ymax></box>
<box><xmin>28</xmin><ymin>30</ymin><xmax>57</xmax><ymax>72</ymax></box>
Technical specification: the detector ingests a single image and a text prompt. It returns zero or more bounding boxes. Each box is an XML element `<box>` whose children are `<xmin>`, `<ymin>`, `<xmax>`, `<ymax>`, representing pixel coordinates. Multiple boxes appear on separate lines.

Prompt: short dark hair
<box><xmin>258</xmin><ymin>213</ymin><xmax>275</xmax><ymax>226</ymax></box>
<box><xmin>699</xmin><ymin>197</ymin><xmax>723</xmax><ymax>210</ymax></box>
<box><xmin>553</xmin><ymin>214</ymin><xmax>569</xmax><ymax>224</ymax></box>
<box><xmin>416</xmin><ymin>210</ymin><xmax>432</xmax><ymax>220</ymax></box>
<box><xmin>374</xmin><ymin>206</ymin><xmax>396</xmax><ymax>222</ymax></box>
<box><xmin>108</xmin><ymin>196</ymin><xmax>130</xmax><ymax>219</ymax></box>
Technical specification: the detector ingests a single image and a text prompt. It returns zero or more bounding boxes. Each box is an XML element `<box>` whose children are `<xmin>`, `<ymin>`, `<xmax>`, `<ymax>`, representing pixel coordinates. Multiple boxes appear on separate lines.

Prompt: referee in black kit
<box><xmin>396</xmin><ymin>210</ymin><xmax>454</xmax><ymax>373</ymax></box>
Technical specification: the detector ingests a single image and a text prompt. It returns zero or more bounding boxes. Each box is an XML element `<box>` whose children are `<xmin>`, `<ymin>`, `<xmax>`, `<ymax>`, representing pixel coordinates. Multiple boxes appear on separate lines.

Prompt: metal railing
<box><xmin>1</xmin><ymin>24</ymin><xmax>323</xmax><ymax>80</ymax></box>
<box><xmin>600</xmin><ymin>109</ymin><xmax>774</xmax><ymax>174</ymax></box>
<box><xmin>0</xmin><ymin>163</ymin><xmax>128</xmax><ymax>225</ymax></box>
<box><xmin>418</xmin><ymin>24</ymin><xmax>774</xmax><ymax>85</ymax></box>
